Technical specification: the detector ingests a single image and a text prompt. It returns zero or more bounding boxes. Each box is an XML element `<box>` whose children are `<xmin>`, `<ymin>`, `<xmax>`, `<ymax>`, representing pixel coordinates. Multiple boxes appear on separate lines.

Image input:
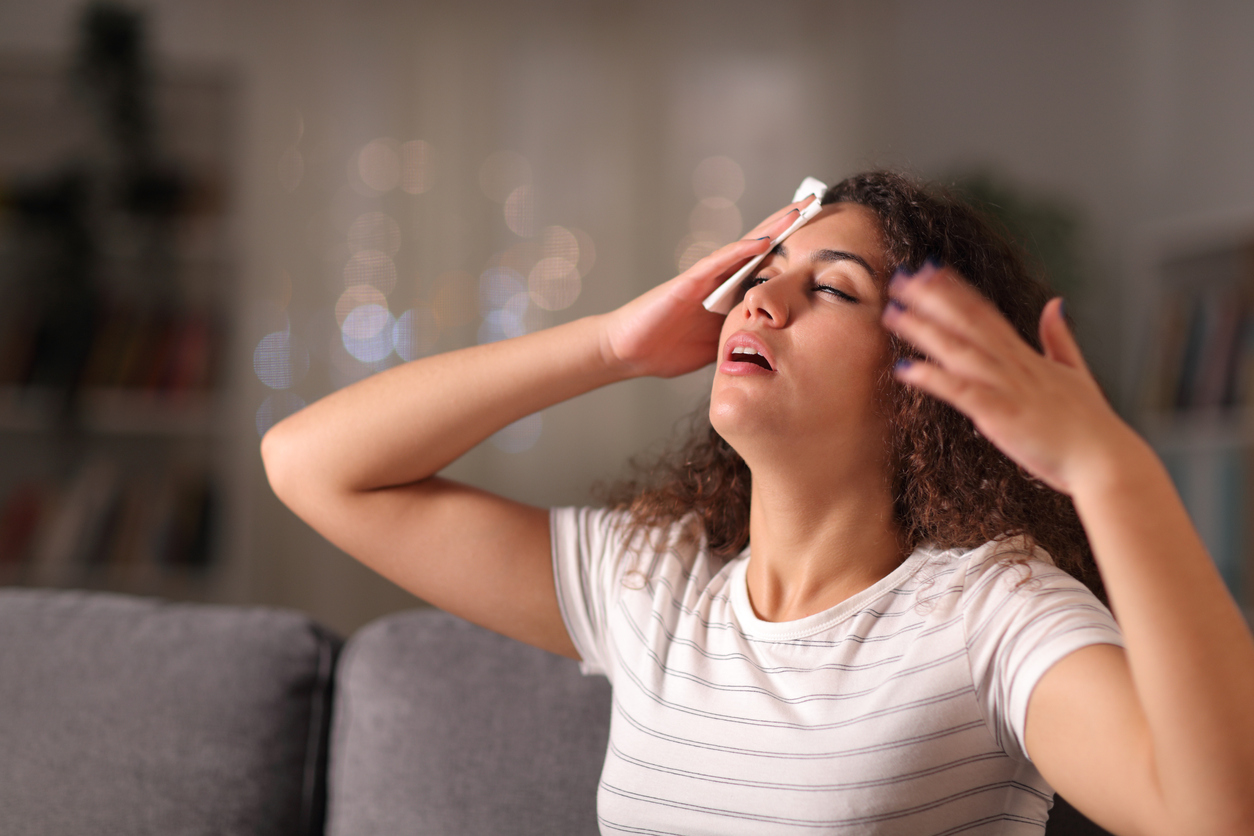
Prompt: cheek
<box><xmin>807</xmin><ymin>327</ymin><xmax>892</xmax><ymax>385</ymax></box>
<box><xmin>716</xmin><ymin>315</ymin><xmax>741</xmax><ymax>354</ymax></box>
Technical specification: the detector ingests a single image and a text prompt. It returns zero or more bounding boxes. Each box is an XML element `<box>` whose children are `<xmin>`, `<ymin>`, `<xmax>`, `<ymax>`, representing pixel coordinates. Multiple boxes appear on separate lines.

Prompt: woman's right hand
<box><xmin>598</xmin><ymin>197</ymin><xmax>816</xmax><ymax>379</ymax></box>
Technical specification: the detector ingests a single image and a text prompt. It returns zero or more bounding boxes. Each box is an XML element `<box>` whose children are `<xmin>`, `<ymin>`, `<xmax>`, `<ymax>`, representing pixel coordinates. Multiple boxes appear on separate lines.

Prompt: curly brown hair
<box><xmin>602</xmin><ymin>170</ymin><xmax>1106</xmax><ymax>604</ymax></box>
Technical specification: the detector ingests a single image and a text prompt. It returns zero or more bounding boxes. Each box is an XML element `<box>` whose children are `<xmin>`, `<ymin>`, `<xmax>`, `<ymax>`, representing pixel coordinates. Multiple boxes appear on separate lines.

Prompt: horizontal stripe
<box><xmin>606</xmin><ymin>739</ymin><xmax>1009</xmax><ymax>791</ymax></box>
<box><xmin>552</xmin><ymin>507</ymin><xmax>1120</xmax><ymax>834</ymax></box>
<box><xmin>613</xmin><ymin>702</ymin><xmax>989</xmax><ymax>760</ymax></box>
<box><xmin>600</xmin><ymin>779</ymin><xmax>1048</xmax><ymax>828</ymax></box>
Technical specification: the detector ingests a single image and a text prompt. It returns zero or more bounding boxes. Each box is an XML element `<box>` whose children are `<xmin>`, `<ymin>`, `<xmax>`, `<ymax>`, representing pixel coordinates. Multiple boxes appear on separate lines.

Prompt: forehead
<box><xmin>776</xmin><ymin>202</ymin><xmax>886</xmax><ymax>274</ymax></box>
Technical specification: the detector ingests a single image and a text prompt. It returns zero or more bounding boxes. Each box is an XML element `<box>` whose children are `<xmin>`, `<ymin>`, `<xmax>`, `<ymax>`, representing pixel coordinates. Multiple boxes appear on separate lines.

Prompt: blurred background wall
<box><xmin>0</xmin><ymin>0</ymin><xmax>1251</xmax><ymax>635</ymax></box>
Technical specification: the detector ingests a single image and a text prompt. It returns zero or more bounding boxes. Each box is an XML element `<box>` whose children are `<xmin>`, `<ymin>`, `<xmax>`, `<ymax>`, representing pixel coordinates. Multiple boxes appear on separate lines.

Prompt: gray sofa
<box><xmin>0</xmin><ymin>588</ymin><xmax>1108</xmax><ymax>835</ymax></box>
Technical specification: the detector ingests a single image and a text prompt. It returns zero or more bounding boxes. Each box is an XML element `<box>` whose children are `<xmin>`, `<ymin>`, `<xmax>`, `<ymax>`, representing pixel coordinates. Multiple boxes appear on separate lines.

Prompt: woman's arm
<box><xmin>882</xmin><ymin>266</ymin><xmax>1254</xmax><ymax>836</ymax></box>
<box><xmin>260</xmin><ymin>204</ymin><xmax>805</xmax><ymax>655</ymax></box>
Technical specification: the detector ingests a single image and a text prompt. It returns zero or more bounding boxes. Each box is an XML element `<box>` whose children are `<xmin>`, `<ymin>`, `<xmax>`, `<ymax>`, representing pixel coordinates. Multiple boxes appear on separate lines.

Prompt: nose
<box><xmin>740</xmin><ymin>275</ymin><xmax>791</xmax><ymax>326</ymax></box>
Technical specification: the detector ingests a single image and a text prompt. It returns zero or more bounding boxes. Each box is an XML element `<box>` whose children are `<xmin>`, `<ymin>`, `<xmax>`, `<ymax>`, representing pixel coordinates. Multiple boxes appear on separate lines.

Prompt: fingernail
<box><xmin>888</xmin><ymin>268</ymin><xmax>913</xmax><ymax>293</ymax></box>
<box><xmin>756</xmin><ymin>236</ymin><xmax>771</xmax><ymax>241</ymax></box>
<box><xmin>915</xmin><ymin>258</ymin><xmax>942</xmax><ymax>282</ymax></box>
<box><xmin>894</xmin><ymin>359</ymin><xmax>914</xmax><ymax>373</ymax></box>
<box><xmin>886</xmin><ymin>298</ymin><xmax>907</xmax><ymax>313</ymax></box>
<box><xmin>1058</xmin><ymin>298</ymin><xmax>1067</xmax><ymax>321</ymax></box>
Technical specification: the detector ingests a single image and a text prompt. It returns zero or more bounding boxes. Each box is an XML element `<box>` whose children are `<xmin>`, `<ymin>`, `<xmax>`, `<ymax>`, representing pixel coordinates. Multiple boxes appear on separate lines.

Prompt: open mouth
<box><xmin>729</xmin><ymin>346</ymin><xmax>773</xmax><ymax>371</ymax></box>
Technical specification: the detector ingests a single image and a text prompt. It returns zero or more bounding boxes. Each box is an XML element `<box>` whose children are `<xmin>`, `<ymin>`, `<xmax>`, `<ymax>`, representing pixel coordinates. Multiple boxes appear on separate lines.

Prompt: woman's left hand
<box><xmin>881</xmin><ymin>263</ymin><xmax>1144</xmax><ymax>496</ymax></box>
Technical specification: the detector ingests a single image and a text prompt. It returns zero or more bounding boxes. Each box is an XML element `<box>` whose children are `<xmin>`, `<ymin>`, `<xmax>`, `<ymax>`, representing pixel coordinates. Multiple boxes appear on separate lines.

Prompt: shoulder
<box><xmin>945</xmin><ymin>536</ymin><xmax>1120</xmax><ymax>648</ymax></box>
<box><xmin>909</xmin><ymin>536</ymin><xmax>1112</xmax><ymax>633</ymax></box>
<box><xmin>922</xmin><ymin>536</ymin><xmax>1093</xmax><ymax>604</ymax></box>
<box><xmin>551</xmin><ymin>506</ymin><xmax>714</xmax><ymax>575</ymax></box>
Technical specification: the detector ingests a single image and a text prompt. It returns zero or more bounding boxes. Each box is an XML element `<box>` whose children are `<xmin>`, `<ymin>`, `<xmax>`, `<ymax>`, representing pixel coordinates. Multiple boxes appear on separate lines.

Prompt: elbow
<box><xmin>260</xmin><ymin>422</ymin><xmax>299</xmax><ymax>506</ymax></box>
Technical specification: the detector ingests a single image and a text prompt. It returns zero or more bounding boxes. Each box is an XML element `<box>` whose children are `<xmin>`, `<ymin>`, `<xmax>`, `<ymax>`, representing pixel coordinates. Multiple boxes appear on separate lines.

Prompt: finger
<box><xmin>889</xmin><ymin>264</ymin><xmax>1027</xmax><ymax>359</ymax></box>
<box><xmin>882</xmin><ymin>302</ymin><xmax>1009</xmax><ymax>386</ymax></box>
<box><xmin>678</xmin><ymin>206</ymin><xmax>806</xmax><ymax>295</ymax></box>
<box><xmin>745</xmin><ymin>196</ymin><xmax>816</xmax><ymax>240</ymax></box>
<box><xmin>1039</xmin><ymin>298</ymin><xmax>1092</xmax><ymax>374</ymax></box>
<box><xmin>893</xmin><ymin>357</ymin><xmax>1008</xmax><ymax>426</ymax></box>
<box><xmin>671</xmin><ymin>234</ymin><xmax>775</xmax><ymax>301</ymax></box>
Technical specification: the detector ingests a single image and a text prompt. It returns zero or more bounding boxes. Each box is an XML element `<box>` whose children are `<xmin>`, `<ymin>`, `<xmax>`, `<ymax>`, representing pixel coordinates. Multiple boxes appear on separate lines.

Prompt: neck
<box><xmin>744</xmin><ymin>457</ymin><xmax>905</xmax><ymax>623</ymax></box>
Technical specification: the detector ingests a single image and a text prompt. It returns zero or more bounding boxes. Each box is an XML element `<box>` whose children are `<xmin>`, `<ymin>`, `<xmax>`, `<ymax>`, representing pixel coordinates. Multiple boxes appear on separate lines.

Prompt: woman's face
<box><xmin>709</xmin><ymin>202</ymin><xmax>895</xmax><ymax>474</ymax></box>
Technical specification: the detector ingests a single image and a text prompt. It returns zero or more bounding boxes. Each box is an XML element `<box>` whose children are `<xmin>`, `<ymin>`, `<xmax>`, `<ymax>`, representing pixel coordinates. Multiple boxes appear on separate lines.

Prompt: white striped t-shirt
<box><xmin>551</xmin><ymin>506</ymin><xmax>1123</xmax><ymax>835</ymax></box>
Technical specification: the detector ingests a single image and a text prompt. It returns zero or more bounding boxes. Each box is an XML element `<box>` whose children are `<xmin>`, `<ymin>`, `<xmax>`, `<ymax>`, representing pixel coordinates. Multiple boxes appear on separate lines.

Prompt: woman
<box><xmin>262</xmin><ymin>171</ymin><xmax>1254</xmax><ymax>834</ymax></box>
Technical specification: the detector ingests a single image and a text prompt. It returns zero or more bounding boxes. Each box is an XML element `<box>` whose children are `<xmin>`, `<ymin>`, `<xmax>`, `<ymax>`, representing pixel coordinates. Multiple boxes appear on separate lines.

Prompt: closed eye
<box><xmin>742</xmin><ymin>275</ymin><xmax>770</xmax><ymax>291</ymax></box>
<box><xmin>815</xmin><ymin>283</ymin><xmax>857</xmax><ymax>303</ymax></box>
<box><xmin>740</xmin><ymin>275</ymin><xmax>858</xmax><ymax>304</ymax></box>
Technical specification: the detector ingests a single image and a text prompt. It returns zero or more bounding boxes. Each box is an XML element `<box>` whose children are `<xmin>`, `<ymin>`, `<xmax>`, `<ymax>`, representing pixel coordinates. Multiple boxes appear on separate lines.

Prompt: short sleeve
<box><xmin>961</xmin><ymin>546</ymin><xmax>1123</xmax><ymax>763</ymax></box>
<box><xmin>550</xmin><ymin>506</ymin><xmax>631</xmax><ymax>679</ymax></box>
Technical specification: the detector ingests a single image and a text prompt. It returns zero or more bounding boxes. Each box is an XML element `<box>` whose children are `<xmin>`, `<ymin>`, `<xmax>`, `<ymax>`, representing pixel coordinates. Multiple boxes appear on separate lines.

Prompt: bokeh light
<box><xmin>490</xmin><ymin>413</ymin><xmax>542</xmax><ymax>453</ymax></box>
<box><xmin>487</xmin><ymin>241</ymin><xmax>543</xmax><ymax>276</ymax></box>
<box><xmin>528</xmin><ymin>257</ymin><xmax>581</xmax><ymax>311</ymax></box>
<box><xmin>689</xmin><ymin>197</ymin><xmax>742</xmax><ymax>243</ymax></box>
<box><xmin>348</xmin><ymin>211</ymin><xmax>401</xmax><ymax>256</ymax></box>
<box><xmin>401</xmin><ymin>139</ymin><xmax>434</xmax><ymax>194</ymax></box>
<box><xmin>356</xmin><ymin>137</ymin><xmax>401</xmax><ymax>193</ymax></box>
<box><xmin>571</xmin><ymin>227</ymin><xmax>596</xmax><ymax>276</ymax></box>
<box><xmin>336</xmin><ymin>285</ymin><xmax>388</xmax><ymax>327</ymax></box>
<box><xmin>692</xmin><ymin>155</ymin><xmax>745</xmax><ymax>202</ymax></box>
<box><xmin>341</xmin><ymin>303</ymin><xmax>395</xmax><ymax>363</ymax></box>
<box><xmin>478</xmin><ymin>150</ymin><xmax>532</xmax><ymax>203</ymax></box>
<box><xmin>393</xmin><ymin>305</ymin><xmax>439</xmax><ymax>361</ymax></box>
<box><xmin>480</xmin><ymin>266</ymin><xmax>527</xmax><ymax>309</ymax></box>
<box><xmin>540</xmin><ymin>225</ymin><xmax>579</xmax><ymax>265</ymax></box>
<box><xmin>478</xmin><ymin>266</ymin><xmax>530</xmax><ymax>344</ymax></box>
<box><xmin>504</xmin><ymin>185</ymin><xmax>536</xmax><ymax>238</ymax></box>
<box><xmin>277</xmin><ymin>146</ymin><xmax>303</xmax><ymax>192</ymax></box>
<box><xmin>343</xmin><ymin>249</ymin><xmax>398</xmax><ymax>296</ymax></box>
<box><xmin>253</xmin><ymin>331</ymin><xmax>309</xmax><ymax>390</ymax></box>
<box><xmin>256</xmin><ymin>392</ymin><xmax>307</xmax><ymax>438</ymax></box>
<box><xmin>478</xmin><ymin>307</ymin><xmax>528</xmax><ymax>344</ymax></box>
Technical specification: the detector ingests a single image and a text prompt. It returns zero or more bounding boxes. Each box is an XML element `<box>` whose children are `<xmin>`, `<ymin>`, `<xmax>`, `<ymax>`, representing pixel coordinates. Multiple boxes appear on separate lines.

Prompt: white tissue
<box><xmin>701</xmin><ymin>176</ymin><xmax>829</xmax><ymax>314</ymax></box>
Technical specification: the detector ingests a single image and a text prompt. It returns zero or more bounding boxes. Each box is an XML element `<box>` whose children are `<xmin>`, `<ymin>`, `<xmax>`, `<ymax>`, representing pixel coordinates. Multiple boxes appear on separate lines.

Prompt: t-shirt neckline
<box><xmin>728</xmin><ymin>546</ymin><xmax>936</xmax><ymax>641</ymax></box>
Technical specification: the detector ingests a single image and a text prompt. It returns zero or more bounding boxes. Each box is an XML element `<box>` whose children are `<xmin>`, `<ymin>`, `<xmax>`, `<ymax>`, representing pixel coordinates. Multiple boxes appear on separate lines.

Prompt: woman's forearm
<box><xmin>261</xmin><ymin>313</ymin><xmax>626</xmax><ymax>499</ymax></box>
<box><xmin>1071</xmin><ymin>436</ymin><xmax>1254</xmax><ymax>828</ymax></box>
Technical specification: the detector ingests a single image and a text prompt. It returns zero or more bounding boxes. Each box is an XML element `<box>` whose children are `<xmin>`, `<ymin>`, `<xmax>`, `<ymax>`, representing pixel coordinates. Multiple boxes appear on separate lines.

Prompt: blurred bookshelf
<box><xmin>1137</xmin><ymin>223</ymin><xmax>1254</xmax><ymax>615</ymax></box>
<box><xmin>0</xmin><ymin>38</ymin><xmax>245</xmax><ymax>604</ymax></box>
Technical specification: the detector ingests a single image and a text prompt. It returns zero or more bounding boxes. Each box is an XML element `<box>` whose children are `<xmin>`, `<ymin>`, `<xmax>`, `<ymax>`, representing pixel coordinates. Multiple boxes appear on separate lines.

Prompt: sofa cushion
<box><xmin>0</xmin><ymin>588</ymin><xmax>338</xmax><ymax>836</ymax></box>
<box><xmin>327</xmin><ymin>609</ymin><xmax>611</xmax><ymax>836</ymax></box>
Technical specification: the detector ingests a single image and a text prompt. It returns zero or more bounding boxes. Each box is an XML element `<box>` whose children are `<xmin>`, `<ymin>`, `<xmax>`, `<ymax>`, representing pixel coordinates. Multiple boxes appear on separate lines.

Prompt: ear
<box><xmin>1039</xmin><ymin>298</ymin><xmax>1090</xmax><ymax>373</ymax></box>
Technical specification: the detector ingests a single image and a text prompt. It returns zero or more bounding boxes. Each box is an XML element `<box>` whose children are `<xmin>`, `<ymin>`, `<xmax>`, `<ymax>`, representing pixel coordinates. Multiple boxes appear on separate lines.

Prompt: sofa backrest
<box><xmin>326</xmin><ymin>609</ymin><xmax>612</xmax><ymax>836</ymax></box>
<box><xmin>0</xmin><ymin>588</ymin><xmax>338</xmax><ymax>836</ymax></box>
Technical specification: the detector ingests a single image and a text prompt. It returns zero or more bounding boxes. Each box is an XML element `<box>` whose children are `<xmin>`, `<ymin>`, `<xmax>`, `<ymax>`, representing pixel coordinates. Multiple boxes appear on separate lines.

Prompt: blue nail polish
<box><xmin>894</xmin><ymin>359</ymin><xmax>913</xmax><ymax>372</ymax></box>
<box><xmin>1058</xmin><ymin>298</ymin><xmax>1067</xmax><ymax>321</ymax></box>
<box><xmin>756</xmin><ymin>236</ymin><xmax>771</xmax><ymax>241</ymax></box>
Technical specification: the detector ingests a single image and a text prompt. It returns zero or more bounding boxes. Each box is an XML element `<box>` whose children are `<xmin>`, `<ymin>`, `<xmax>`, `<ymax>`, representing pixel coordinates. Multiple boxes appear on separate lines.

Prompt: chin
<box><xmin>708</xmin><ymin>392</ymin><xmax>775</xmax><ymax>455</ymax></box>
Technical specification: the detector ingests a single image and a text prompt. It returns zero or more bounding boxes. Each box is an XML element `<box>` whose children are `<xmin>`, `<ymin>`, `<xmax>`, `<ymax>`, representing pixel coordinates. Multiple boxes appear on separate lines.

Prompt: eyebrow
<box><xmin>773</xmin><ymin>244</ymin><xmax>879</xmax><ymax>280</ymax></box>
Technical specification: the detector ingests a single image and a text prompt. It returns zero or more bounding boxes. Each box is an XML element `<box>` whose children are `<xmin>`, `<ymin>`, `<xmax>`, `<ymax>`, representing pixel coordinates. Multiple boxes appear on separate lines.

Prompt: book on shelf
<box><xmin>1145</xmin><ymin>246</ymin><xmax>1254</xmax><ymax>418</ymax></box>
<box><xmin>0</xmin><ymin>303</ymin><xmax>222</xmax><ymax>396</ymax></box>
<box><xmin>0</xmin><ymin>458</ymin><xmax>219</xmax><ymax>587</ymax></box>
